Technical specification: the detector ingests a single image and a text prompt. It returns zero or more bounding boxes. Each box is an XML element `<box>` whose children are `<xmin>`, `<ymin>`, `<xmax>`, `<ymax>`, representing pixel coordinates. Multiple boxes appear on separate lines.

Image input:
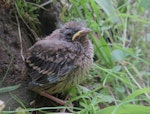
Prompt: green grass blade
<box><xmin>0</xmin><ymin>84</ymin><xmax>20</xmax><ymax>93</ymax></box>
<box><xmin>123</xmin><ymin>87</ymin><xmax>150</xmax><ymax>102</ymax></box>
<box><xmin>95</xmin><ymin>0</ymin><xmax>120</xmax><ymax>23</ymax></box>
<box><xmin>99</xmin><ymin>104</ymin><xmax>150</xmax><ymax>114</ymax></box>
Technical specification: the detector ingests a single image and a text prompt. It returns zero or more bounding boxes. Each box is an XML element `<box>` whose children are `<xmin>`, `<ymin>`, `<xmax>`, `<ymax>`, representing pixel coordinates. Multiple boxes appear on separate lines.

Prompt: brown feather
<box><xmin>25</xmin><ymin>21</ymin><xmax>93</xmax><ymax>94</ymax></box>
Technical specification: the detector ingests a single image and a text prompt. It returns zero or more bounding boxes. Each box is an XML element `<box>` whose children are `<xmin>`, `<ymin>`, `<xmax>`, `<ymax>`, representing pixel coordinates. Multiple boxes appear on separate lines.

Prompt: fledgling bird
<box><xmin>25</xmin><ymin>21</ymin><xmax>94</xmax><ymax>105</ymax></box>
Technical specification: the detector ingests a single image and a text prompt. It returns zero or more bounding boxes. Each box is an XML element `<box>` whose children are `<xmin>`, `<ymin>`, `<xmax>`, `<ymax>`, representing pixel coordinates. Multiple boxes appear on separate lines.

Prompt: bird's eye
<box><xmin>66</xmin><ymin>33</ymin><xmax>72</xmax><ymax>37</ymax></box>
<box><xmin>65</xmin><ymin>30</ymin><xmax>74</xmax><ymax>39</ymax></box>
<box><xmin>64</xmin><ymin>28</ymin><xmax>78</xmax><ymax>40</ymax></box>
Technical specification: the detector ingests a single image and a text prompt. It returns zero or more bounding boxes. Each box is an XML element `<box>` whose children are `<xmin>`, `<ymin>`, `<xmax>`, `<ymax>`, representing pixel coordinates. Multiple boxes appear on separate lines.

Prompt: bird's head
<box><xmin>60</xmin><ymin>21</ymin><xmax>91</xmax><ymax>42</ymax></box>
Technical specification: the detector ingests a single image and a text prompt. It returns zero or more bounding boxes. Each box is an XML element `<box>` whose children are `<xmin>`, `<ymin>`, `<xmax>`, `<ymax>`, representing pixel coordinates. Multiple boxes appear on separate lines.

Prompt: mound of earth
<box><xmin>0</xmin><ymin>3</ymin><xmax>60</xmax><ymax>112</ymax></box>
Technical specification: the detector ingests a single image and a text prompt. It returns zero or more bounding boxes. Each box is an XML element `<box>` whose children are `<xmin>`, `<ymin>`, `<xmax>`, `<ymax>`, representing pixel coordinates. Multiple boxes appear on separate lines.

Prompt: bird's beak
<box><xmin>72</xmin><ymin>28</ymin><xmax>91</xmax><ymax>41</ymax></box>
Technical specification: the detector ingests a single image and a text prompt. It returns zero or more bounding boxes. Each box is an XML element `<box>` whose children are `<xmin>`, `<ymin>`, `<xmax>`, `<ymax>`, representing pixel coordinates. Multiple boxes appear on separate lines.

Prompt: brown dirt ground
<box><xmin>0</xmin><ymin>3</ymin><xmax>61</xmax><ymax>113</ymax></box>
<box><xmin>0</xmin><ymin>7</ymin><xmax>32</xmax><ymax>110</ymax></box>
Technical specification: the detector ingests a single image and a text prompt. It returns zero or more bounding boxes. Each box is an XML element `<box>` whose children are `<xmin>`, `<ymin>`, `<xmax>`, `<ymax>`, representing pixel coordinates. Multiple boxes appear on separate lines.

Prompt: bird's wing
<box><xmin>26</xmin><ymin>39</ymin><xmax>78</xmax><ymax>84</ymax></box>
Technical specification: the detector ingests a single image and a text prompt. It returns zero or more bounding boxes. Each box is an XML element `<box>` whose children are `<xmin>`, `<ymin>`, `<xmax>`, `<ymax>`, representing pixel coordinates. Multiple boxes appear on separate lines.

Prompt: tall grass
<box><xmin>62</xmin><ymin>0</ymin><xmax>150</xmax><ymax>113</ymax></box>
<box><xmin>1</xmin><ymin>0</ymin><xmax>150</xmax><ymax>113</ymax></box>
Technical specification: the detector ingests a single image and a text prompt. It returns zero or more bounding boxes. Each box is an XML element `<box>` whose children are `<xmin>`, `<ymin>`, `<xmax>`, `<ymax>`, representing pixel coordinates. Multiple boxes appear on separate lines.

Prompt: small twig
<box><xmin>121</xmin><ymin>61</ymin><xmax>150</xmax><ymax>98</ymax></box>
<box><xmin>15</xmin><ymin>14</ymin><xmax>25</xmax><ymax>61</ymax></box>
<box><xmin>108</xmin><ymin>86</ymin><xmax>118</xmax><ymax>105</ymax></box>
<box><xmin>26</xmin><ymin>2</ymin><xmax>47</xmax><ymax>10</ymax></box>
<box><xmin>39</xmin><ymin>0</ymin><xmax>53</xmax><ymax>7</ymax></box>
<box><xmin>122</xmin><ymin>0</ymin><xmax>130</xmax><ymax>48</ymax></box>
<box><xmin>14</xmin><ymin>1</ymin><xmax>39</xmax><ymax>40</ymax></box>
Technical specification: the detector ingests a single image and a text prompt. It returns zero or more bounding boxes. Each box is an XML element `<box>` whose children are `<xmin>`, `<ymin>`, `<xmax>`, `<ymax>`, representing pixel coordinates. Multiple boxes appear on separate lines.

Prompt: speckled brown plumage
<box><xmin>26</xmin><ymin>21</ymin><xmax>93</xmax><ymax>97</ymax></box>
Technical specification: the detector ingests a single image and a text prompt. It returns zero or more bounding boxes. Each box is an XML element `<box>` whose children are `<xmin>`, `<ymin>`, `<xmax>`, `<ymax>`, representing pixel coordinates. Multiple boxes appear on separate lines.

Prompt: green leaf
<box><xmin>0</xmin><ymin>84</ymin><xmax>20</xmax><ymax>93</ymax></box>
<box><xmin>116</xmin><ymin>86</ymin><xmax>125</xmax><ymax>93</ymax></box>
<box><xmin>112</xmin><ymin>65</ymin><xmax>122</xmax><ymax>72</ymax></box>
<box><xmin>95</xmin><ymin>0</ymin><xmax>120</xmax><ymax>23</ymax></box>
<box><xmin>111</xmin><ymin>49</ymin><xmax>127</xmax><ymax>62</ymax></box>
<box><xmin>91</xmin><ymin>35</ymin><xmax>114</xmax><ymax>67</ymax></box>
<box><xmin>123</xmin><ymin>87</ymin><xmax>150</xmax><ymax>102</ymax></box>
<box><xmin>139</xmin><ymin>0</ymin><xmax>149</xmax><ymax>10</ymax></box>
<box><xmin>111</xmin><ymin>47</ymin><xmax>134</xmax><ymax>62</ymax></box>
<box><xmin>99</xmin><ymin>104</ymin><xmax>150</xmax><ymax>114</ymax></box>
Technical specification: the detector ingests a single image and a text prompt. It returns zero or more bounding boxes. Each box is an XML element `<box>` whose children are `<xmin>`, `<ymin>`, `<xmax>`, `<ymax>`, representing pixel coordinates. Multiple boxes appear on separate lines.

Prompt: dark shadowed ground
<box><xmin>0</xmin><ymin>3</ymin><xmax>61</xmax><ymax>112</ymax></box>
<box><xmin>0</xmin><ymin>7</ymin><xmax>32</xmax><ymax>110</ymax></box>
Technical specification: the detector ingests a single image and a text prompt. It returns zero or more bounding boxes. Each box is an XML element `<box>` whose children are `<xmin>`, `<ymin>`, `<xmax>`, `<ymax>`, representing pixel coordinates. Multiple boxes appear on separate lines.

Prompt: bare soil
<box><xmin>0</xmin><ymin>4</ymin><xmax>60</xmax><ymax>112</ymax></box>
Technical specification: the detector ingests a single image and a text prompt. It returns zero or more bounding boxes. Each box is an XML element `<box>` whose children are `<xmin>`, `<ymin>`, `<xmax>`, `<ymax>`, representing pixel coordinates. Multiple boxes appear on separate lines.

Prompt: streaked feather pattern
<box><xmin>25</xmin><ymin>21</ymin><xmax>93</xmax><ymax>94</ymax></box>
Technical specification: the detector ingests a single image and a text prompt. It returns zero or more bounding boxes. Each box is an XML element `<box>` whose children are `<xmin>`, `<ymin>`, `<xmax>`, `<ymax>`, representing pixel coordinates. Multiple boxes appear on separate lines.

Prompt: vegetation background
<box><xmin>0</xmin><ymin>0</ymin><xmax>150</xmax><ymax>113</ymax></box>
